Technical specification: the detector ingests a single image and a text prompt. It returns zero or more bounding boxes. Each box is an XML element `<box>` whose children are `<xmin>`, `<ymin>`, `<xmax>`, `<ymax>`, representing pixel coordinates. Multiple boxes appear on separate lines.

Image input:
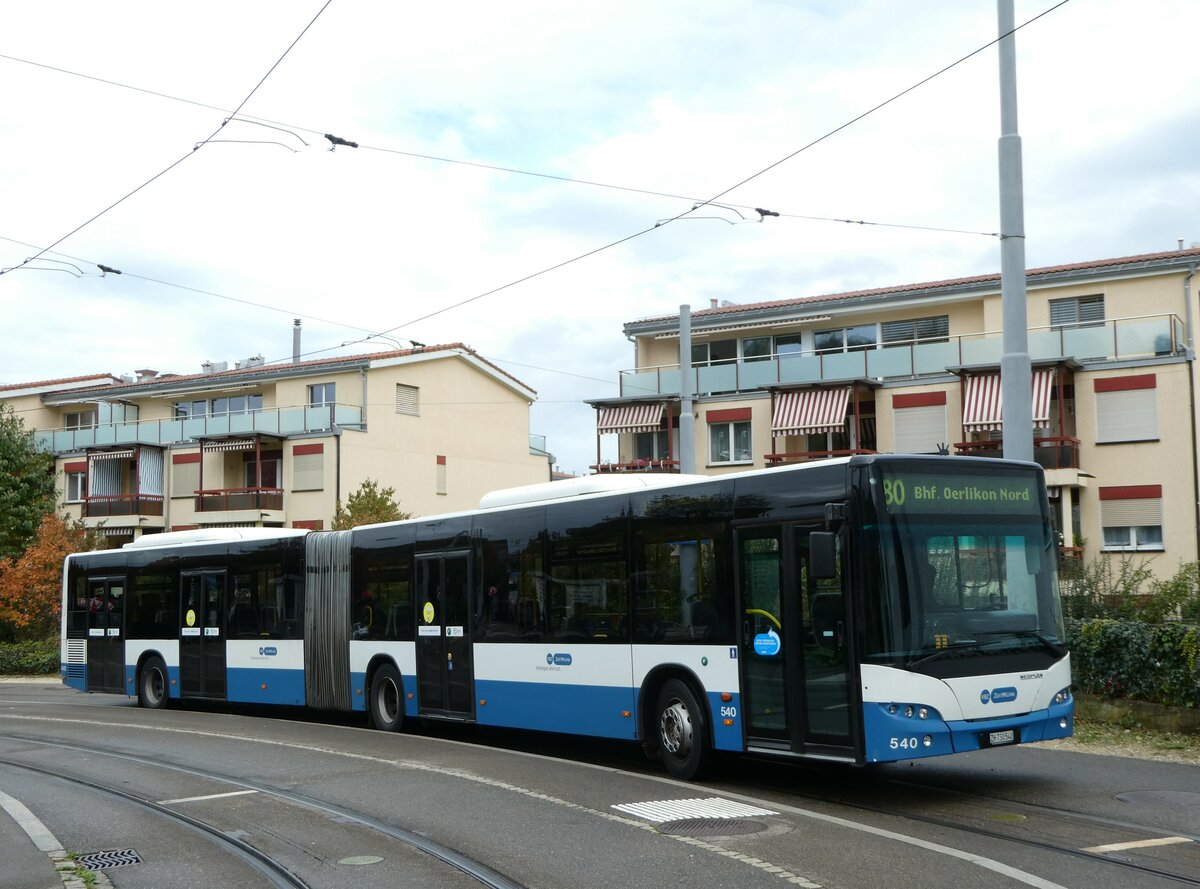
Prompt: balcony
<box><xmin>953</xmin><ymin>436</ymin><xmax>1081</xmax><ymax>471</ymax></box>
<box><xmin>35</xmin><ymin>404</ymin><xmax>364</xmax><ymax>455</ymax></box>
<box><xmin>195</xmin><ymin>487</ymin><xmax>284</xmax><ymax>512</ymax></box>
<box><xmin>619</xmin><ymin>314</ymin><xmax>1185</xmax><ymax>398</ymax></box>
<box><xmin>590</xmin><ymin>458</ymin><xmax>680</xmax><ymax>473</ymax></box>
<box><xmin>764</xmin><ymin>448</ymin><xmax>876</xmax><ymax>467</ymax></box>
<box><xmin>83</xmin><ymin>494</ymin><xmax>165</xmax><ymax>518</ymax></box>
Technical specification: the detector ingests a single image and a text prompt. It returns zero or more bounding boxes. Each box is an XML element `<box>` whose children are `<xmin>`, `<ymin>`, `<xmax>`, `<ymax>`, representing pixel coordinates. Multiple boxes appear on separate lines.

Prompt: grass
<box><xmin>1060</xmin><ymin>718</ymin><xmax>1200</xmax><ymax>763</ymax></box>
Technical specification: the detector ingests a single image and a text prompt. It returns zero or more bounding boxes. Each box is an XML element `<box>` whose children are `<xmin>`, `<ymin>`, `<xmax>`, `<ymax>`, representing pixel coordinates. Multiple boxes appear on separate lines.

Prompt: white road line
<box><xmin>1082</xmin><ymin>836</ymin><xmax>1193</xmax><ymax>853</ymax></box>
<box><xmin>158</xmin><ymin>789</ymin><xmax>259</xmax><ymax>805</ymax></box>
<box><xmin>0</xmin><ymin>787</ymin><xmax>63</xmax><ymax>853</ymax></box>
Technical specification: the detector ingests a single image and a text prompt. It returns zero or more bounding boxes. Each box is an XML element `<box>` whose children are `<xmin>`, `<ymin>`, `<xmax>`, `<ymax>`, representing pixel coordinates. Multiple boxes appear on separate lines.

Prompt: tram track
<box><xmin>0</xmin><ymin>734</ymin><xmax>527</xmax><ymax>889</ymax></box>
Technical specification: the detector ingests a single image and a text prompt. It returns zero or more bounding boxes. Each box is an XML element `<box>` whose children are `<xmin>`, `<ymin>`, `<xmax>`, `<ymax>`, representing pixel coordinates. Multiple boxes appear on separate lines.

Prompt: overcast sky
<box><xmin>2</xmin><ymin>1</ymin><xmax>1197</xmax><ymax>477</ymax></box>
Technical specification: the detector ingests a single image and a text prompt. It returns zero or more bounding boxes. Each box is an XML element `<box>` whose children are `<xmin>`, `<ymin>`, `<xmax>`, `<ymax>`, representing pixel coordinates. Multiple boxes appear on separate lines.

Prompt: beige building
<box><xmin>589</xmin><ymin>246</ymin><xmax>1200</xmax><ymax>575</ymax></box>
<box><xmin>1</xmin><ymin>343</ymin><xmax>551</xmax><ymax>544</ymax></box>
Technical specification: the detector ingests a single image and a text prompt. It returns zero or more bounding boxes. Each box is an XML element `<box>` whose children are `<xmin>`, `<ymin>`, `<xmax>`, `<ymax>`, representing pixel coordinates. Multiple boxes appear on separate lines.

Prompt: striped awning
<box><xmin>88</xmin><ymin>449</ymin><xmax>134</xmax><ymax>461</ymax></box>
<box><xmin>597</xmin><ymin>402</ymin><xmax>666</xmax><ymax>435</ymax></box>
<box><xmin>202</xmin><ymin>439</ymin><xmax>257</xmax><ymax>452</ymax></box>
<box><xmin>962</xmin><ymin>369</ymin><xmax>1055</xmax><ymax>431</ymax></box>
<box><xmin>772</xmin><ymin>387</ymin><xmax>851</xmax><ymax>437</ymax></box>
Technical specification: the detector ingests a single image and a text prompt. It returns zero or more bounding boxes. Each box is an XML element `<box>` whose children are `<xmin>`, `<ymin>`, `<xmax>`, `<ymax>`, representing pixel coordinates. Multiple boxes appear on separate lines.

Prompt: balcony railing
<box><xmin>620</xmin><ymin>314</ymin><xmax>1185</xmax><ymax>398</ymax></box>
<box><xmin>35</xmin><ymin>404</ymin><xmax>364</xmax><ymax>455</ymax></box>
<box><xmin>953</xmin><ymin>435</ymin><xmax>1081</xmax><ymax>471</ymax></box>
<box><xmin>590</xmin><ymin>459</ymin><xmax>680</xmax><ymax>473</ymax></box>
<box><xmin>764</xmin><ymin>448</ymin><xmax>876</xmax><ymax>467</ymax></box>
<box><xmin>83</xmin><ymin>494</ymin><xmax>165</xmax><ymax>518</ymax></box>
<box><xmin>195</xmin><ymin>488</ymin><xmax>283</xmax><ymax>512</ymax></box>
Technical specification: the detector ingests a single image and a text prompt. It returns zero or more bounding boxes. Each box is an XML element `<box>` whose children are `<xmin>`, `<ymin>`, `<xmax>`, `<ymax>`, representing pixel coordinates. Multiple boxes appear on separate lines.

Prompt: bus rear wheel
<box><xmin>656</xmin><ymin>679</ymin><xmax>712</xmax><ymax>780</ymax></box>
<box><xmin>369</xmin><ymin>664</ymin><xmax>404</xmax><ymax>732</ymax></box>
<box><xmin>138</xmin><ymin>657</ymin><xmax>169</xmax><ymax>710</ymax></box>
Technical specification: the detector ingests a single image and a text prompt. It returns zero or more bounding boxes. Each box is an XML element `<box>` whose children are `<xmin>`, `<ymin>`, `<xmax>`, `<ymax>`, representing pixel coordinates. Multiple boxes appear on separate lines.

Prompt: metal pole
<box><xmin>679</xmin><ymin>305</ymin><xmax>696</xmax><ymax>474</ymax></box>
<box><xmin>998</xmin><ymin>0</ymin><xmax>1033</xmax><ymax>463</ymax></box>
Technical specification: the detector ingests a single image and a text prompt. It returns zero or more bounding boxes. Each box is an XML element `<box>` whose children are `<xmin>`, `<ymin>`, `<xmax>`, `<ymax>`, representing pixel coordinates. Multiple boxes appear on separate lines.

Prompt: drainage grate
<box><xmin>659</xmin><ymin>818</ymin><xmax>767</xmax><ymax>837</ymax></box>
<box><xmin>75</xmin><ymin>849</ymin><xmax>142</xmax><ymax>871</ymax></box>
<box><xmin>612</xmin><ymin>797</ymin><xmax>778</xmax><ymax>823</ymax></box>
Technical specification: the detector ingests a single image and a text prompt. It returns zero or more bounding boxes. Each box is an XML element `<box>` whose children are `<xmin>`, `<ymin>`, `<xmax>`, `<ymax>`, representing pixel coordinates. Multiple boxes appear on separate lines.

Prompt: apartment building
<box><xmin>589</xmin><ymin>246</ymin><xmax>1200</xmax><ymax>574</ymax></box>
<box><xmin>1</xmin><ymin>343</ymin><xmax>551</xmax><ymax>544</ymax></box>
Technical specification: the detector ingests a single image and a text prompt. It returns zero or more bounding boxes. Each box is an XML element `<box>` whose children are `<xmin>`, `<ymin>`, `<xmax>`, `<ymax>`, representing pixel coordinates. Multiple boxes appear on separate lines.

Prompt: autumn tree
<box><xmin>331</xmin><ymin>479</ymin><xmax>412</xmax><ymax>530</ymax></box>
<box><xmin>0</xmin><ymin>513</ymin><xmax>99</xmax><ymax>641</ymax></box>
<box><xmin>0</xmin><ymin>404</ymin><xmax>56</xmax><ymax>561</ymax></box>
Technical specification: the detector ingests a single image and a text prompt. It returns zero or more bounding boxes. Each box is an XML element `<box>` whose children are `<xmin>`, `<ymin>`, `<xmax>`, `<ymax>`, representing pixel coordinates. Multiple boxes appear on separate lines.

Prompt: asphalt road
<box><xmin>1</xmin><ymin>679</ymin><xmax>1196</xmax><ymax>889</ymax></box>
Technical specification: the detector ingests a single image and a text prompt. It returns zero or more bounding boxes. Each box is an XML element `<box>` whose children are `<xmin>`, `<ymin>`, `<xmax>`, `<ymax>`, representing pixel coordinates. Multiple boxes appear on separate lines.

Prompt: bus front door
<box><xmin>86</xmin><ymin>577</ymin><xmax>125</xmax><ymax>693</ymax></box>
<box><xmin>738</xmin><ymin>525</ymin><xmax>855</xmax><ymax>756</ymax></box>
<box><xmin>179</xmin><ymin>571</ymin><xmax>227</xmax><ymax>699</ymax></box>
<box><xmin>415</xmin><ymin>553</ymin><xmax>474</xmax><ymax>719</ymax></box>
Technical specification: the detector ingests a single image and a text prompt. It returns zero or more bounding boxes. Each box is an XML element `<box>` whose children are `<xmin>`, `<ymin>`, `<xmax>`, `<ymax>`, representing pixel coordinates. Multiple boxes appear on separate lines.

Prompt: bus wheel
<box><xmin>369</xmin><ymin>664</ymin><xmax>404</xmax><ymax>732</ymax></box>
<box><xmin>138</xmin><ymin>657</ymin><xmax>169</xmax><ymax>710</ymax></box>
<box><xmin>656</xmin><ymin>679</ymin><xmax>712</xmax><ymax>780</ymax></box>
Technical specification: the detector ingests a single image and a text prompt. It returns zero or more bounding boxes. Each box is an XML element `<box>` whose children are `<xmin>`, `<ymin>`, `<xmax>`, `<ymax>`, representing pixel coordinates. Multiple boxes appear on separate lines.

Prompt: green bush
<box><xmin>0</xmin><ymin>637</ymin><xmax>58</xmax><ymax>675</ymax></box>
<box><xmin>1067</xmin><ymin>619</ymin><xmax>1200</xmax><ymax>708</ymax></box>
<box><xmin>1060</xmin><ymin>556</ymin><xmax>1200</xmax><ymax>623</ymax></box>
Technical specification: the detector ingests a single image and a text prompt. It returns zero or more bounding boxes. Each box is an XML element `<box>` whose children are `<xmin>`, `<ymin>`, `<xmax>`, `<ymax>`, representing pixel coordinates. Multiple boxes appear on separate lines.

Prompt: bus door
<box><xmin>85</xmin><ymin>577</ymin><xmax>125</xmax><ymax>693</ymax></box>
<box><xmin>415</xmin><ymin>552</ymin><xmax>473</xmax><ymax>718</ymax></box>
<box><xmin>737</xmin><ymin>525</ymin><xmax>855</xmax><ymax>754</ymax></box>
<box><xmin>179</xmin><ymin>571</ymin><xmax>227</xmax><ymax>699</ymax></box>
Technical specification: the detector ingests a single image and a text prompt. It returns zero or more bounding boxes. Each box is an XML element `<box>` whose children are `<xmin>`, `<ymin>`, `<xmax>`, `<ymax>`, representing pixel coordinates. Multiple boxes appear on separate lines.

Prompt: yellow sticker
<box><xmin>422</xmin><ymin>601</ymin><xmax>435</xmax><ymax>624</ymax></box>
<box><xmin>186</xmin><ymin>609</ymin><xmax>196</xmax><ymax>627</ymax></box>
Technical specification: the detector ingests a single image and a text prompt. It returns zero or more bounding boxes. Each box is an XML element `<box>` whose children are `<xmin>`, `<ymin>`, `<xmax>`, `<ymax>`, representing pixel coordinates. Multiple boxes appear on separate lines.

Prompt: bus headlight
<box><xmin>918</xmin><ymin>707</ymin><xmax>929</xmax><ymax>720</ymax></box>
<box><xmin>1054</xmin><ymin>688</ymin><xmax>1071</xmax><ymax>705</ymax></box>
<box><xmin>923</xmin><ymin>735</ymin><xmax>933</xmax><ymax>747</ymax></box>
<box><xmin>904</xmin><ymin>705</ymin><xmax>914</xmax><ymax>718</ymax></box>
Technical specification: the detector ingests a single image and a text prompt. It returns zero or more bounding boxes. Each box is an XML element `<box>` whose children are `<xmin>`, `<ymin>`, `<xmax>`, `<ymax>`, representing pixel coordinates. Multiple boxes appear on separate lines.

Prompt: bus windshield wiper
<box><xmin>906</xmin><ymin>641</ymin><xmax>984</xmax><ymax>670</ymax></box>
<box><xmin>977</xmin><ymin>629</ymin><xmax>1067</xmax><ymax>657</ymax></box>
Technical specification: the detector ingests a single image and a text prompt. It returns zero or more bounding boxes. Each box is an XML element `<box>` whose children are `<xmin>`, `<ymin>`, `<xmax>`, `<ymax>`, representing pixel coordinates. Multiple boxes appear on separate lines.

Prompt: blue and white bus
<box><xmin>61</xmin><ymin>455</ymin><xmax>1073</xmax><ymax>779</ymax></box>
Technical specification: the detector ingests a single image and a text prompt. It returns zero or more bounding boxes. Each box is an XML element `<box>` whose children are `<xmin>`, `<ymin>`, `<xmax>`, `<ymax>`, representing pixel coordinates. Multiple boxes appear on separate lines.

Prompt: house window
<box><xmin>881</xmin><ymin>316</ymin><xmax>949</xmax><ymax>345</ymax></box>
<box><xmin>291</xmin><ymin>444</ymin><xmax>324</xmax><ymax>491</ymax></box>
<box><xmin>741</xmin><ymin>336</ymin><xmax>774</xmax><ymax>362</ymax></box>
<box><xmin>892</xmin><ymin>392</ymin><xmax>948</xmax><ymax>454</ymax></box>
<box><xmin>634</xmin><ymin>429</ymin><xmax>670</xmax><ymax>461</ymax></box>
<box><xmin>174</xmin><ymin>400</ymin><xmax>208</xmax><ymax>419</ymax></box>
<box><xmin>171</xmin><ymin>454</ymin><xmax>200</xmax><ymax>498</ymax></box>
<box><xmin>436</xmin><ymin>455</ymin><xmax>447</xmax><ymax>495</ymax></box>
<box><xmin>691</xmin><ymin>339</ymin><xmax>737</xmax><ymax>367</ymax></box>
<box><xmin>395</xmin><ymin>384</ymin><xmax>419</xmax><ymax>415</ymax></box>
<box><xmin>815</xmin><ymin>324</ymin><xmax>876</xmax><ymax>353</ymax></box>
<box><xmin>64</xmin><ymin>410</ymin><xmax>96</xmax><ymax>430</ymax></box>
<box><xmin>1050</xmin><ymin>295</ymin><xmax>1104</xmax><ymax>328</ymax></box>
<box><xmin>709</xmin><ymin>420</ymin><xmax>752</xmax><ymax>465</ymax></box>
<box><xmin>774</xmin><ymin>334</ymin><xmax>805</xmax><ymax>358</ymax></box>
<box><xmin>308</xmin><ymin>382</ymin><xmax>336</xmax><ymax>406</ymax></box>
<box><xmin>211</xmin><ymin>394</ymin><xmax>262</xmax><ymax>415</ymax></box>
<box><xmin>244</xmin><ymin>453</ymin><xmax>282</xmax><ymax>488</ymax></box>
<box><xmin>1095</xmin><ymin>375</ymin><xmax>1157</xmax><ymax>443</ymax></box>
<box><xmin>66</xmin><ymin>471</ymin><xmax>87</xmax><ymax>502</ymax></box>
<box><xmin>1100</xmin><ymin>485</ymin><xmax>1163</xmax><ymax>552</ymax></box>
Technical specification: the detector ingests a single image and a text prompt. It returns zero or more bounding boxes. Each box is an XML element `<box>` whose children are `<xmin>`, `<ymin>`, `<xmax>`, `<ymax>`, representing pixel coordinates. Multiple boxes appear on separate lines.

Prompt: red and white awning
<box><xmin>88</xmin><ymin>449</ymin><xmax>135</xmax><ymax>461</ymax></box>
<box><xmin>962</xmin><ymin>369</ymin><xmax>1055</xmax><ymax>431</ymax></box>
<box><xmin>202</xmin><ymin>439</ymin><xmax>258</xmax><ymax>452</ymax></box>
<box><xmin>772</xmin><ymin>387</ymin><xmax>851</xmax><ymax>437</ymax></box>
<box><xmin>596</xmin><ymin>402</ymin><xmax>666</xmax><ymax>435</ymax></box>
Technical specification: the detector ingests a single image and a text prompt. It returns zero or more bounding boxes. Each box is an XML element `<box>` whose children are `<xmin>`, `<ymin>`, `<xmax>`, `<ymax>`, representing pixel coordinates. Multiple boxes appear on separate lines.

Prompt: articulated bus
<box><xmin>61</xmin><ymin>455</ymin><xmax>1073</xmax><ymax>779</ymax></box>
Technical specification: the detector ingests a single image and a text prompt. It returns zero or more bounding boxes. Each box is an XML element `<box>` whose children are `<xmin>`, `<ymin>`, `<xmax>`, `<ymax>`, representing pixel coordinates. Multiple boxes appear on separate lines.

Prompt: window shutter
<box><xmin>881</xmin><ymin>320</ymin><xmax>913</xmax><ymax>343</ymax></box>
<box><xmin>395</xmin><ymin>384</ymin><xmax>419</xmax><ymax>415</ymax></box>
<box><xmin>893</xmin><ymin>404</ymin><xmax>947</xmax><ymax>454</ymax></box>
<box><xmin>1049</xmin><ymin>298</ymin><xmax>1077</xmax><ymax>326</ymax></box>
<box><xmin>1100</xmin><ymin>498</ymin><xmax>1162</xmax><ymax>527</ymax></box>
<box><xmin>292</xmin><ymin>453</ymin><xmax>324</xmax><ymax>490</ymax></box>
<box><xmin>1078</xmin><ymin>295</ymin><xmax>1105</xmax><ymax>324</ymax></box>
<box><xmin>915</xmin><ymin>316</ymin><xmax>949</xmax><ymax>339</ymax></box>
<box><xmin>1095</xmin><ymin>389</ymin><xmax>1157</xmax><ymax>442</ymax></box>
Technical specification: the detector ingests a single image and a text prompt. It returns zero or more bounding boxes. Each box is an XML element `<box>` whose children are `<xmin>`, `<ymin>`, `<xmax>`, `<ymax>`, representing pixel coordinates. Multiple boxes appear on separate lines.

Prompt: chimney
<box><xmin>710</xmin><ymin>298</ymin><xmax>718</xmax><ymax>309</ymax></box>
<box><xmin>293</xmin><ymin>318</ymin><xmax>301</xmax><ymax>363</ymax></box>
<box><xmin>135</xmin><ymin>368</ymin><xmax>158</xmax><ymax>383</ymax></box>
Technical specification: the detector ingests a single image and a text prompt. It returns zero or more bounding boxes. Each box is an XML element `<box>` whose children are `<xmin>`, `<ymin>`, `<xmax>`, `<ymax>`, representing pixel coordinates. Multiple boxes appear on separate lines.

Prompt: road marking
<box><xmin>613</xmin><ymin>797</ymin><xmax>778</xmax><ymax>823</ymax></box>
<box><xmin>158</xmin><ymin>789</ymin><xmax>259</xmax><ymax>805</ymax></box>
<box><xmin>1083</xmin><ymin>836</ymin><xmax>1193</xmax><ymax>853</ymax></box>
<box><xmin>0</xmin><ymin>787</ymin><xmax>63</xmax><ymax>853</ymax></box>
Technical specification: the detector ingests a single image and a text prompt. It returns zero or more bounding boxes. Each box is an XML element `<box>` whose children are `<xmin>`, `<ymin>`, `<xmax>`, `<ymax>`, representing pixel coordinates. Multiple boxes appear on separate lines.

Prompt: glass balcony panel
<box><xmin>1116</xmin><ymin>318</ymin><xmax>1173</xmax><ymax>358</ymax></box>
<box><xmin>778</xmin><ymin>355</ymin><xmax>821</xmax><ymax>384</ymax></box>
<box><xmin>739</xmin><ymin>359</ymin><xmax>779</xmax><ymax>389</ymax></box>
<box><xmin>960</xmin><ymin>334</ymin><xmax>1002</xmax><ymax>366</ymax></box>
<box><xmin>1061</xmin><ymin>325</ymin><xmax>1110</xmax><ymax>359</ymax></box>
<box><xmin>1028</xmin><ymin>329</ymin><xmax>1066</xmax><ymax>361</ymax></box>
<box><xmin>622</xmin><ymin>370</ymin><xmax>663</xmax><ymax>397</ymax></box>
<box><xmin>913</xmin><ymin>341</ymin><xmax>959</xmax><ymax>375</ymax></box>
<box><xmin>867</xmin><ymin>345</ymin><xmax>912</xmax><ymax>378</ymax></box>
<box><xmin>307</xmin><ymin>405</ymin><xmax>332</xmax><ymax>431</ymax></box>
<box><xmin>277</xmin><ymin>407</ymin><xmax>306</xmax><ymax>431</ymax></box>
<box><xmin>182</xmin><ymin>417</ymin><xmax>207</xmax><ymax>440</ymax></box>
<box><xmin>697</xmin><ymin>363</ymin><xmax>737</xmax><ymax>395</ymax></box>
<box><xmin>206</xmin><ymin>415</ymin><xmax>231</xmax><ymax>435</ymax></box>
<box><xmin>257</xmin><ymin>410</ymin><xmax>283</xmax><ymax>433</ymax></box>
<box><xmin>822</xmin><ymin>351</ymin><xmax>865</xmax><ymax>379</ymax></box>
<box><xmin>334</xmin><ymin>405</ymin><xmax>363</xmax><ymax>427</ymax></box>
<box><xmin>159</xmin><ymin>419</ymin><xmax>184</xmax><ymax>443</ymax></box>
<box><xmin>230</xmin><ymin>414</ymin><xmax>254</xmax><ymax>434</ymax></box>
<box><xmin>94</xmin><ymin>426</ymin><xmax>115</xmax><ymax>446</ymax></box>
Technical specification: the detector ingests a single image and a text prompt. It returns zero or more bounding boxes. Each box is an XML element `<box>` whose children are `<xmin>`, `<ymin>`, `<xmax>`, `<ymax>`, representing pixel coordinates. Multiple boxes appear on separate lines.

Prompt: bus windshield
<box><xmin>861</xmin><ymin>464</ymin><xmax>1065</xmax><ymax>667</ymax></box>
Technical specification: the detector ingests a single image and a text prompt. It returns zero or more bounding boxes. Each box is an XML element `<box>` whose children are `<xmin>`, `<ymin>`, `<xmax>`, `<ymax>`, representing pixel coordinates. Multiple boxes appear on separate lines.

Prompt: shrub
<box><xmin>0</xmin><ymin>637</ymin><xmax>58</xmax><ymax>675</ymax></box>
<box><xmin>1067</xmin><ymin>619</ymin><xmax>1200</xmax><ymax>709</ymax></box>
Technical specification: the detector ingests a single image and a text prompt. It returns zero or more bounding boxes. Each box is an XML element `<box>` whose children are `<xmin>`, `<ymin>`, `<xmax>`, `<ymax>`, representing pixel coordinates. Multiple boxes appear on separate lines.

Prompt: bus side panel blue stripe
<box><xmin>475</xmin><ymin>679</ymin><xmax>636</xmax><ymax>740</ymax></box>
<box><xmin>706</xmin><ymin>691</ymin><xmax>744</xmax><ymax>751</ymax></box>
<box><xmin>62</xmin><ymin>664</ymin><xmax>86</xmax><ymax>692</ymax></box>
<box><xmin>349</xmin><ymin>671</ymin><xmax>367</xmax><ymax>712</ymax></box>
<box><xmin>226</xmin><ymin>668</ymin><xmax>305</xmax><ymax>706</ymax></box>
<box><xmin>169</xmin><ymin>666</ymin><xmax>181</xmax><ymax>699</ymax></box>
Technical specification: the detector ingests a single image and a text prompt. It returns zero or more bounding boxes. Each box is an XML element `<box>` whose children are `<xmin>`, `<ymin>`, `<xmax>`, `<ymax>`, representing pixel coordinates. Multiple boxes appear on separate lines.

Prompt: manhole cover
<box><xmin>75</xmin><ymin>848</ymin><xmax>142</xmax><ymax>871</ymax></box>
<box><xmin>659</xmin><ymin>818</ymin><xmax>767</xmax><ymax>837</ymax></box>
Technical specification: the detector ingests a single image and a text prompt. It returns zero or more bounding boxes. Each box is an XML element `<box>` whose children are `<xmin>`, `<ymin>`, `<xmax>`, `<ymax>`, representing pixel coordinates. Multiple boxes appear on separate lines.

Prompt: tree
<box><xmin>331</xmin><ymin>479</ymin><xmax>412</xmax><ymax>530</ymax></box>
<box><xmin>0</xmin><ymin>404</ymin><xmax>56</xmax><ymax>561</ymax></box>
<box><xmin>0</xmin><ymin>513</ymin><xmax>99</xmax><ymax>641</ymax></box>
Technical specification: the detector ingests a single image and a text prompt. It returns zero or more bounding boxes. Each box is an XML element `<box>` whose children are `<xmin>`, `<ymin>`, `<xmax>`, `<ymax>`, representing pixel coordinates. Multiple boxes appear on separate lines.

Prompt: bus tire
<box><xmin>656</xmin><ymin>678</ymin><xmax>712</xmax><ymax>780</ymax></box>
<box><xmin>138</xmin><ymin>657</ymin><xmax>169</xmax><ymax>710</ymax></box>
<box><xmin>369</xmin><ymin>664</ymin><xmax>405</xmax><ymax>732</ymax></box>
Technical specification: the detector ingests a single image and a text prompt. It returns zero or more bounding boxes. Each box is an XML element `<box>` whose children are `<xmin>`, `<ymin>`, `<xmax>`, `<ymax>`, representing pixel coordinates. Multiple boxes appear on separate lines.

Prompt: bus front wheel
<box><xmin>369</xmin><ymin>664</ymin><xmax>405</xmax><ymax>732</ymax></box>
<box><xmin>656</xmin><ymin>679</ymin><xmax>712</xmax><ymax>780</ymax></box>
<box><xmin>137</xmin><ymin>657</ymin><xmax>169</xmax><ymax>710</ymax></box>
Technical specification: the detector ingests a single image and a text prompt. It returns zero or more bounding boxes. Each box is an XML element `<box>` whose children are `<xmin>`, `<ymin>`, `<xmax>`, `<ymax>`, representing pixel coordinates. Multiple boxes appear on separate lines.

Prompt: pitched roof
<box><xmin>0</xmin><ymin>373</ymin><xmax>121</xmax><ymax>394</ymax></box>
<box><xmin>627</xmin><ymin>245</ymin><xmax>1200</xmax><ymax>328</ymax></box>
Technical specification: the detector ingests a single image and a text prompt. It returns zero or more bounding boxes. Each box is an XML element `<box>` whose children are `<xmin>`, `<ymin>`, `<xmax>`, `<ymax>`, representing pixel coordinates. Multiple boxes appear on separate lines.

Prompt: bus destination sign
<box><xmin>879</xmin><ymin>471</ymin><xmax>1041</xmax><ymax>516</ymax></box>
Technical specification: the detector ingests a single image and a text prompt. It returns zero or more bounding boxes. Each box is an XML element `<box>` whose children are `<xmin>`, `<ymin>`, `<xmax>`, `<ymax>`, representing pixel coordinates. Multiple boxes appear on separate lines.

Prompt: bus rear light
<box><xmin>407</xmin><ymin>692</ymin><xmax>414</xmax><ymax>699</ymax></box>
<box><xmin>260</xmin><ymin>684</ymin><xmax>268</xmax><ymax>690</ymax></box>
<box><xmin>720</xmin><ymin>692</ymin><xmax>732</xmax><ymax>702</ymax></box>
<box><xmin>622</xmin><ymin>710</ymin><xmax>631</xmax><ymax>718</ymax></box>
<box><xmin>479</xmin><ymin>699</ymin><xmax>487</xmax><ymax>706</ymax></box>
<box><xmin>723</xmin><ymin>718</ymin><xmax>734</xmax><ymax>726</ymax></box>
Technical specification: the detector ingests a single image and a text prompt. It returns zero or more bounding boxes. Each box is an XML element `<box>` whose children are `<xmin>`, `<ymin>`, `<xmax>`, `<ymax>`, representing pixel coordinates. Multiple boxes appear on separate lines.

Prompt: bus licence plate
<box><xmin>988</xmin><ymin>729</ymin><xmax>1015</xmax><ymax>746</ymax></box>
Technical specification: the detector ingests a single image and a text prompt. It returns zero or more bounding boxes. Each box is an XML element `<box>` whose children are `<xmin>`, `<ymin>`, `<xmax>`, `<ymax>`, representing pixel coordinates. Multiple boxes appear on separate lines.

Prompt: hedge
<box><xmin>1067</xmin><ymin>619</ymin><xmax>1200</xmax><ymax>709</ymax></box>
<box><xmin>0</xmin><ymin>637</ymin><xmax>58</xmax><ymax>675</ymax></box>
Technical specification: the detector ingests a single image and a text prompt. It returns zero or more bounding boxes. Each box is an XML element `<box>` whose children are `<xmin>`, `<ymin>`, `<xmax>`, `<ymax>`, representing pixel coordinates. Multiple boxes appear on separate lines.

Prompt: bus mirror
<box><xmin>810</xmin><ymin>532</ymin><xmax>837</xmax><ymax>579</ymax></box>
